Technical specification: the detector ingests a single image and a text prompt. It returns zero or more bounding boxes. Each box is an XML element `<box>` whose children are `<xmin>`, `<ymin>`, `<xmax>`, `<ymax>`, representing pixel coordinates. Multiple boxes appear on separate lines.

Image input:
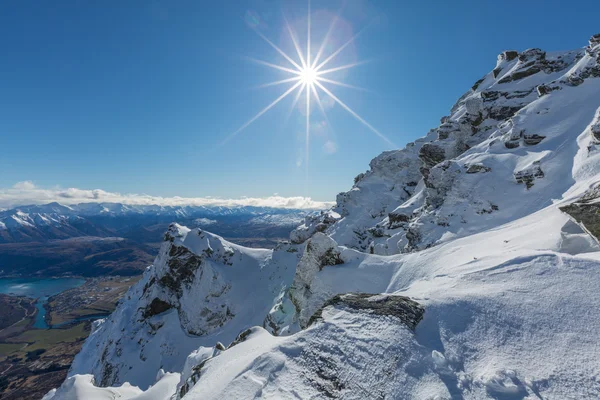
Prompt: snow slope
<box><xmin>47</xmin><ymin>34</ymin><xmax>600</xmax><ymax>399</ymax></box>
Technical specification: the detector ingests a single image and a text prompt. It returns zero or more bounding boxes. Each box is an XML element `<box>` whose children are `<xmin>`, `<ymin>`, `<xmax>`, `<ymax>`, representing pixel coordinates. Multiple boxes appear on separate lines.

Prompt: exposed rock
<box><xmin>518</xmin><ymin>48</ymin><xmax>546</xmax><ymax>62</ymax></box>
<box><xmin>493</xmin><ymin>67</ymin><xmax>503</xmax><ymax>78</ymax></box>
<box><xmin>523</xmin><ymin>133</ymin><xmax>546</xmax><ymax>145</ymax></box>
<box><xmin>214</xmin><ymin>342</ymin><xmax>226</xmax><ymax>351</ymax></box>
<box><xmin>537</xmin><ymin>84</ymin><xmax>561</xmax><ymax>96</ymax></box>
<box><xmin>515</xmin><ymin>162</ymin><xmax>544</xmax><ymax>189</ymax></box>
<box><xmin>388</xmin><ymin>211</ymin><xmax>410</xmax><ymax>229</ymax></box>
<box><xmin>498</xmin><ymin>64</ymin><xmax>542</xmax><ymax>84</ymax></box>
<box><xmin>471</xmin><ymin>77</ymin><xmax>485</xmax><ymax>91</ymax></box>
<box><xmin>142</xmin><ymin>298</ymin><xmax>173</xmax><ymax>318</ymax></box>
<box><xmin>489</xmin><ymin>106</ymin><xmax>522</xmax><ymax>120</ymax></box>
<box><xmin>227</xmin><ymin>327</ymin><xmax>258</xmax><ymax>349</ymax></box>
<box><xmin>500</xmin><ymin>50</ymin><xmax>519</xmax><ymax>62</ymax></box>
<box><xmin>307</xmin><ymin>293</ymin><xmax>424</xmax><ymax>331</ymax></box>
<box><xmin>353</xmin><ymin>172</ymin><xmax>365</xmax><ymax>185</ymax></box>
<box><xmin>158</xmin><ymin>244</ymin><xmax>203</xmax><ymax>295</ymax></box>
<box><xmin>560</xmin><ymin>202</ymin><xmax>600</xmax><ymax>242</ymax></box>
<box><xmin>419</xmin><ymin>143</ymin><xmax>446</xmax><ymax>167</ymax></box>
<box><xmin>589</xmin><ymin>34</ymin><xmax>600</xmax><ymax>49</ymax></box>
<box><xmin>466</xmin><ymin>164</ymin><xmax>491</xmax><ymax>173</ymax></box>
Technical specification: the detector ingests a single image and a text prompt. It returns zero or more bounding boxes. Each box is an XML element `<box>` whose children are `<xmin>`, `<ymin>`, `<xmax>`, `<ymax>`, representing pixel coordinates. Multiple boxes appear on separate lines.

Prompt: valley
<box><xmin>0</xmin><ymin>276</ymin><xmax>138</xmax><ymax>399</ymax></box>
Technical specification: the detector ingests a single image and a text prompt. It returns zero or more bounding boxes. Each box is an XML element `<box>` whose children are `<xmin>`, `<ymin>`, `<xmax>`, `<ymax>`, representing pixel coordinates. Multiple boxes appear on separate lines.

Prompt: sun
<box><xmin>222</xmin><ymin>1</ymin><xmax>396</xmax><ymax>178</ymax></box>
<box><xmin>300</xmin><ymin>66</ymin><xmax>318</xmax><ymax>85</ymax></box>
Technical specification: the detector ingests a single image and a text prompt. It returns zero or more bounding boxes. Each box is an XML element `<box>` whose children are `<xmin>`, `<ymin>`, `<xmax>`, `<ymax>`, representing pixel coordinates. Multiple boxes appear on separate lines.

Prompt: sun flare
<box><xmin>223</xmin><ymin>1</ymin><xmax>395</xmax><ymax>180</ymax></box>
<box><xmin>300</xmin><ymin>66</ymin><xmax>318</xmax><ymax>85</ymax></box>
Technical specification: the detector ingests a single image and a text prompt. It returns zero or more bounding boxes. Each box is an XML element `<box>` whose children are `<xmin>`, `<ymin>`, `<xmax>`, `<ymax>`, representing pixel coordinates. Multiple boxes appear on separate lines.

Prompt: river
<box><xmin>0</xmin><ymin>278</ymin><xmax>86</xmax><ymax>329</ymax></box>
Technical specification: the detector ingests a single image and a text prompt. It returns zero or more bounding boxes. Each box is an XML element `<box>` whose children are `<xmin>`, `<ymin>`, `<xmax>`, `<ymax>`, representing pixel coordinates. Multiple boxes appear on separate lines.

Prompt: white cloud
<box><xmin>13</xmin><ymin>181</ymin><xmax>36</xmax><ymax>190</ymax></box>
<box><xmin>323</xmin><ymin>140</ymin><xmax>338</xmax><ymax>154</ymax></box>
<box><xmin>0</xmin><ymin>181</ymin><xmax>334</xmax><ymax>210</ymax></box>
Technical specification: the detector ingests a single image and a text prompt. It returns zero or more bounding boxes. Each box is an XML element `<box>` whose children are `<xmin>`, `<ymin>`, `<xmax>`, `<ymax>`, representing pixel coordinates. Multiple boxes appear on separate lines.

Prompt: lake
<box><xmin>0</xmin><ymin>278</ymin><xmax>85</xmax><ymax>329</ymax></box>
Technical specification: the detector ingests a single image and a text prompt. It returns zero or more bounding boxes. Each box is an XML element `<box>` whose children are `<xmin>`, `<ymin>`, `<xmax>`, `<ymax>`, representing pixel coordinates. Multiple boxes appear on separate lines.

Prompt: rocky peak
<box><xmin>287</xmin><ymin>35</ymin><xmax>600</xmax><ymax>256</ymax></box>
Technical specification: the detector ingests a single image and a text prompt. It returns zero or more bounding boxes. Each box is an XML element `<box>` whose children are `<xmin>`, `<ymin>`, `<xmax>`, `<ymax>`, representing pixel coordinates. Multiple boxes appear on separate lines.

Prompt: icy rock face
<box><xmin>264</xmin><ymin>232</ymin><xmax>345</xmax><ymax>333</ymax></box>
<box><xmin>290</xmin><ymin>146</ymin><xmax>425</xmax><ymax>252</ymax></box>
<box><xmin>68</xmin><ymin>223</ymin><xmax>300</xmax><ymax>390</ymax></box>
<box><xmin>294</xmin><ymin>35</ymin><xmax>600</xmax><ymax>255</ymax></box>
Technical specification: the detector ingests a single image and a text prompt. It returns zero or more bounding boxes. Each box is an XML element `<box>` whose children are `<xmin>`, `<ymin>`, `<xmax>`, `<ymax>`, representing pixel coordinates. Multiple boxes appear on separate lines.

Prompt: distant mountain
<box><xmin>0</xmin><ymin>202</ymin><xmax>314</xmax><ymax>244</ymax></box>
<box><xmin>0</xmin><ymin>202</ymin><xmax>317</xmax><ymax>278</ymax></box>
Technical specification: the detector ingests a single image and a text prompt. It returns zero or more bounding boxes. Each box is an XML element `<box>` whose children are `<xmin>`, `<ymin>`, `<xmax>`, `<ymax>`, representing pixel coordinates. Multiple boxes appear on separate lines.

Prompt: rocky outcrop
<box><xmin>514</xmin><ymin>162</ymin><xmax>544</xmax><ymax>189</ymax></box>
<box><xmin>308</xmin><ymin>293</ymin><xmax>424</xmax><ymax>330</ymax></box>
<box><xmin>466</xmin><ymin>164</ymin><xmax>491</xmax><ymax>174</ymax></box>
<box><xmin>302</xmin><ymin>38</ymin><xmax>598</xmax><ymax>256</ymax></box>
<box><xmin>560</xmin><ymin>184</ymin><xmax>600</xmax><ymax>242</ymax></box>
<box><xmin>419</xmin><ymin>143</ymin><xmax>446</xmax><ymax>167</ymax></box>
<box><xmin>142</xmin><ymin>298</ymin><xmax>173</xmax><ymax>318</ymax></box>
<box><xmin>523</xmin><ymin>133</ymin><xmax>546</xmax><ymax>145</ymax></box>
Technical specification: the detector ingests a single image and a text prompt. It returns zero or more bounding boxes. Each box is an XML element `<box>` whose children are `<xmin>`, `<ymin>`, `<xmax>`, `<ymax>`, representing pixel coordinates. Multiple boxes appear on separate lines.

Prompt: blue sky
<box><xmin>1</xmin><ymin>0</ymin><xmax>599</xmax><ymax>203</ymax></box>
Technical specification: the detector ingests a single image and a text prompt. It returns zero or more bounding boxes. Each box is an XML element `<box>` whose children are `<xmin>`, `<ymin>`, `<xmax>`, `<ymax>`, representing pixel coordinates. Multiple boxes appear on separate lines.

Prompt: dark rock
<box><xmin>142</xmin><ymin>298</ymin><xmax>173</xmax><ymax>318</ymax></box>
<box><xmin>561</xmin><ymin>186</ymin><xmax>600</xmax><ymax>241</ymax></box>
<box><xmin>215</xmin><ymin>342</ymin><xmax>226</xmax><ymax>351</ymax></box>
<box><xmin>419</xmin><ymin>143</ymin><xmax>445</xmax><ymax>167</ymax></box>
<box><xmin>466</xmin><ymin>164</ymin><xmax>491</xmax><ymax>174</ymax></box>
<box><xmin>515</xmin><ymin>162</ymin><xmax>544</xmax><ymax>189</ymax></box>
<box><xmin>589</xmin><ymin>34</ymin><xmax>600</xmax><ymax>49</ymax></box>
<box><xmin>504</xmin><ymin>140</ymin><xmax>520</xmax><ymax>149</ymax></box>
<box><xmin>481</xmin><ymin>91</ymin><xmax>501</xmax><ymax>102</ymax></box>
<box><xmin>500</xmin><ymin>50</ymin><xmax>519</xmax><ymax>62</ymax></box>
<box><xmin>368</xmin><ymin>227</ymin><xmax>387</xmax><ymax>238</ymax></box>
<box><xmin>388</xmin><ymin>212</ymin><xmax>410</xmax><ymax>229</ymax></box>
<box><xmin>471</xmin><ymin>77</ymin><xmax>485</xmax><ymax>91</ymax></box>
<box><xmin>591</xmin><ymin>120</ymin><xmax>600</xmax><ymax>142</ymax></box>
<box><xmin>228</xmin><ymin>327</ymin><xmax>257</xmax><ymax>348</ymax></box>
<box><xmin>405</xmin><ymin>227</ymin><xmax>421</xmax><ymax>252</ymax></box>
<box><xmin>353</xmin><ymin>172</ymin><xmax>365</xmax><ymax>185</ymax></box>
<box><xmin>319</xmin><ymin>248</ymin><xmax>344</xmax><ymax>270</ymax></box>
<box><xmin>519</xmin><ymin>48</ymin><xmax>546</xmax><ymax>62</ymax></box>
<box><xmin>499</xmin><ymin>65</ymin><xmax>541</xmax><ymax>84</ymax></box>
<box><xmin>159</xmin><ymin>245</ymin><xmax>203</xmax><ymax>295</ymax></box>
<box><xmin>560</xmin><ymin>202</ymin><xmax>600</xmax><ymax>242</ymax></box>
<box><xmin>537</xmin><ymin>84</ymin><xmax>561</xmax><ymax>97</ymax></box>
<box><xmin>315</xmin><ymin>223</ymin><xmax>328</xmax><ymax>233</ymax></box>
<box><xmin>308</xmin><ymin>293</ymin><xmax>424</xmax><ymax>330</ymax></box>
<box><xmin>437</xmin><ymin>121</ymin><xmax>460</xmax><ymax>140</ymax></box>
<box><xmin>493</xmin><ymin>67</ymin><xmax>503</xmax><ymax>78</ymax></box>
<box><xmin>489</xmin><ymin>106</ymin><xmax>522</xmax><ymax>120</ymax></box>
<box><xmin>523</xmin><ymin>134</ymin><xmax>546</xmax><ymax>145</ymax></box>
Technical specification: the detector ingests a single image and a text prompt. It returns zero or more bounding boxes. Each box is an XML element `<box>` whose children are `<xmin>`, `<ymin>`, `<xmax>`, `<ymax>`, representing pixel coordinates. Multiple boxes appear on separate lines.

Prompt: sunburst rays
<box><xmin>223</xmin><ymin>1</ymin><xmax>395</xmax><ymax>166</ymax></box>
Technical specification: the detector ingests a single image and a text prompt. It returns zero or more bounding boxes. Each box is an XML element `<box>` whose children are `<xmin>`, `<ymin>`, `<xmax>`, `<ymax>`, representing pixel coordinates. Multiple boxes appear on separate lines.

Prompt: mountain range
<box><xmin>45</xmin><ymin>34</ymin><xmax>600</xmax><ymax>399</ymax></box>
<box><xmin>0</xmin><ymin>203</ymin><xmax>313</xmax><ymax>277</ymax></box>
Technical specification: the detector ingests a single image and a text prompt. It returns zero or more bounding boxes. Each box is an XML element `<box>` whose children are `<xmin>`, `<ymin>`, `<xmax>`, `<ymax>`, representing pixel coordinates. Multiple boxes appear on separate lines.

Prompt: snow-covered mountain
<box><xmin>0</xmin><ymin>202</ymin><xmax>310</xmax><ymax>244</ymax></box>
<box><xmin>46</xmin><ymin>34</ymin><xmax>600</xmax><ymax>399</ymax></box>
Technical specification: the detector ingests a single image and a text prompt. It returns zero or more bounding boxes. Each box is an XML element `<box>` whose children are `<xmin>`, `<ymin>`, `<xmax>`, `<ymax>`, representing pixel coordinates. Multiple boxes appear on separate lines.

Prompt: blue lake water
<box><xmin>0</xmin><ymin>278</ymin><xmax>85</xmax><ymax>329</ymax></box>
